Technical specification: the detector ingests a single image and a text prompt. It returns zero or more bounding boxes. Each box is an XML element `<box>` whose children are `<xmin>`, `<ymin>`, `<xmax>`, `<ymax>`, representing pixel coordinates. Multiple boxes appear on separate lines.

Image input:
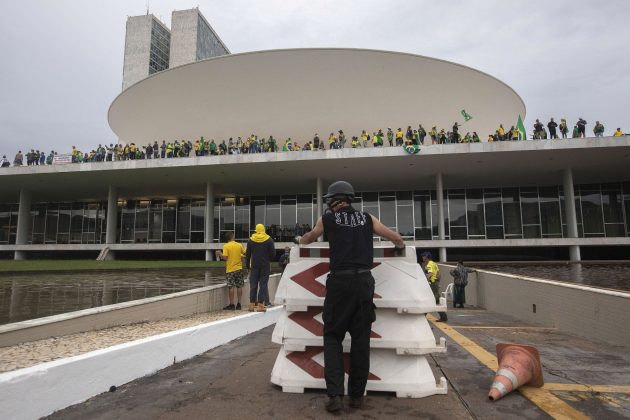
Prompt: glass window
<box><xmin>379</xmin><ymin>196</ymin><xmax>396</xmax><ymax>228</ymax></box>
<box><xmin>162</xmin><ymin>200</ymin><xmax>177</xmax><ymax>237</ymax></box>
<box><xmin>219</xmin><ymin>198</ymin><xmax>234</xmax><ymax>232</ymax></box>
<box><xmin>486</xmin><ymin>225</ymin><xmax>504</xmax><ymax>239</ymax></box>
<box><xmin>625</xmin><ymin>198</ymin><xmax>630</xmax><ymax>236</ymax></box>
<box><xmin>281</xmin><ymin>198</ymin><xmax>297</xmax><ymax>228</ymax></box>
<box><xmin>396</xmin><ymin>191</ymin><xmax>412</xmax><ymax>206</ymax></box>
<box><xmin>45</xmin><ymin>204</ymin><xmax>58</xmax><ymax>243</ymax></box>
<box><xmin>523</xmin><ymin>225</ymin><xmax>541</xmax><ymax>238</ymax></box>
<box><xmin>362</xmin><ymin>192</ymin><xmax>379</xmax><ymax>217</ymax></box>
<box><xmin>605</xmin><ymin>224</ymin><xmax>625</xmax><ymax>237</ymax></box>
<box><xmin>520</xmin><ymin>189</ymin><xmax>540</xmax><ymax>225</ymax></box>
<box><xmin>176</xmin><ymin>199</ymin><xmax>191</xmax><ymax>242</ymax></box>
<box><xmin>450</xmin><ymin>226</ymin><xmax>467</xmax><ymax>240</ymax></box>
<box><xmin>265</xmin><ymin>207</ymin><xmax>280</xmax><ymax>230</ymax></box>
<box><xmin>580</xmin><ymin>188</ymin><xmax>604</xmax><ymax>235</ymax></box>
<box><xmin>149</xmin><ymin>201</ymin><xmax>162</xmax><ymax>242</ymax></box>
<box><xmin>484</xmin><ymin>192</ymin><xmax>502</xmax><ymax>226</ymax></box>
<box><xmin>413</xmin><ymin>193</ymin><xmax>431</xmax><ymax>228</ymax></box>
<box><xmin>251</xmin><ymin>200</ymin><xmax>266</xmax><ymax>228</ymax></box>
<box><xmin>235</xmin><ymin>197</ymin><xmax>250</xmax><ymax>241</ymax></box>
<box><xmin>396</xmin><ymin>205</ymin><xmax>414</xmax><ymax>238</ymax></box>
<box><xmin>121</xmin><ymin>202</ymin><xmax>135</xmax><ymax>243</ymax></box>
<box><xmin>448</xmin><ymin>194</ymin><xmax>466</xmax><ymax>227</ymax></box>
<box><xmin>466</xmin><ymin>189</ymin><xmax>485</xmax><ymax>237</ymax></box>
<box><xmin>190</xmin><ymin>200</ymin><xmax>205</xmax><ymax>232</ymax></box>
<box><xmin>540</xmin><ymin>200</ymin><xmax>562</xmax><ymax>236</ymax></box>
<box><xmin>0</xmin><ymin>205</ymin><xmax>14</xmax><ymax>243</ymax></box>
<box><xmin>502</xmin><ymin>188</ymin><xmax>522</xmax><ymax>237</ymax></box>
<box><xmin>602</xmin><ymin>187</ymin><xmax>623</xmax><ymax>224</ymax></box>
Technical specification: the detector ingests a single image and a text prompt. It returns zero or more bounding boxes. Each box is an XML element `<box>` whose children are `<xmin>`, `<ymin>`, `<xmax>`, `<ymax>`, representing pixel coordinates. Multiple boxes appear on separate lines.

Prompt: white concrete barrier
<box><xmin>271</xmin><ymin>347</ymin><xmax>448</xmax><ymax>398</ymax></box>
<box><xmin>271</xmin><ymin>246</ymin><xmax>447</xmax><ymax>398</ymax></box>
<box><xmin>0</xmin><ymin>307</ymin><xmax>281</xmax><ymax>420</ymax></box>
<box><xmin>273</xmin><ymin>308</ymin><xmax>446</xmax><ymax>354</ymax></box>
<box><xmin>274</xmin><ymin>247</ymin><xmax>446</xmax><ymax>313</ymax></box>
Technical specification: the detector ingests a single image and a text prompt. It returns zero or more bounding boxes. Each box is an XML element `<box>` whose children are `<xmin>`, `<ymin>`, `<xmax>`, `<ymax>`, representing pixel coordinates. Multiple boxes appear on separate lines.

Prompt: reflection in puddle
<box><xmin>473</xmin><ymin>264</ymin><xmax>630</xmax><ymax>292</ymax></box>
<box><xmin>0</xmin><ymin>269</ymin><xmax>227</xmax><ymax>325</ymax></box>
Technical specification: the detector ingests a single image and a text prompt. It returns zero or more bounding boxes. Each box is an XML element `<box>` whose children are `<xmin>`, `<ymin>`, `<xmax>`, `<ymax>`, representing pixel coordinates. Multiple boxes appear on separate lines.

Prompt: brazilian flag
<box><xmin>404</xmin><ymin>144</ymin><xmax>420</xmax><ymax>154</ymax></box>
<box><xmin>516</xmin><ymin>115</ymin><xmax>527</xmax><ymax>140</ymax></box>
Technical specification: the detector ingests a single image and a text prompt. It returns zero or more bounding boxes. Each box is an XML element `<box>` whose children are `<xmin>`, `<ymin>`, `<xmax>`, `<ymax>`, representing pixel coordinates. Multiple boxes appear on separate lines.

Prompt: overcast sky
<box><xmin>1</xmin><ymin>0</ymin><xmax>628</xmax><ymax>158</ymax></box>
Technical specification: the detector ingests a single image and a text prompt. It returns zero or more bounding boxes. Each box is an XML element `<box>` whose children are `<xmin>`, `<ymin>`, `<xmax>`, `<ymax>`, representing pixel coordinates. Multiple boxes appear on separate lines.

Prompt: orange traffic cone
<box><xmin>488</xmin><ymin>343</ymin><xmax>544</xmax><ymax>401</ymax></box>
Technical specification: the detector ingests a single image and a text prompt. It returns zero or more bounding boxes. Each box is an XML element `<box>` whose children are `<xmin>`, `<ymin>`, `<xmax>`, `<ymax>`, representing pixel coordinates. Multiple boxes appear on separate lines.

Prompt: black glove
<box><xmin>394</xmin><ymin>245</ymin><xmax>405</xmax><ymax>256</ymax></box>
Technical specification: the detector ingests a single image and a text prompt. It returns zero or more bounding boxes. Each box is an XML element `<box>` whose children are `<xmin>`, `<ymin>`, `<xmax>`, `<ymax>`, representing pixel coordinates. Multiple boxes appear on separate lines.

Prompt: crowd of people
<box><xmin>2</xmin><ymin>118</ymin><xmax>625</xmax><ymax>168</ymax></box>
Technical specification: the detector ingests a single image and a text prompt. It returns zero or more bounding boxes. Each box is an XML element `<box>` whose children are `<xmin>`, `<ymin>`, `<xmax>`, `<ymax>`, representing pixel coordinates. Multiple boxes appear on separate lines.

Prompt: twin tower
<box><xmin>122</xmin><ymin>8</ymin><xmax>229</xmax><ymax>90</ymax></box>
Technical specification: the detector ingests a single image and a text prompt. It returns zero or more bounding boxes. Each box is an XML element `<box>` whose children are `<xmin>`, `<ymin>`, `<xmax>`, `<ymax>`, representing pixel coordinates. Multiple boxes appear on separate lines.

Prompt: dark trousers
<box><xmin>249</xmin><ymin>266</ymin><xmax>270</xmax><ymax>303</ymax></box>
<box><xmin>323</xmin><ymin>272</ymin><xmax>375</xmax><ymax>398</ymax></box>
<box><xmin>453</xmin><ymin>284</ymin><xmax>466</xmax><ymax>307</ymax></box>
<box><xmin>430</xmin><ymin>281</ymin><xmax>447</xmax><ymax>321</ymax></box>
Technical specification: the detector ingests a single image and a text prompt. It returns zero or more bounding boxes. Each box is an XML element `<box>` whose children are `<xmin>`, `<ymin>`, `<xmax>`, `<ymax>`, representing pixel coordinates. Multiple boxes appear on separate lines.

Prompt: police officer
<box><xmin>299</xmin><ymin>181</ymin><xmax>404</xmax><ymax>412</ymax></box>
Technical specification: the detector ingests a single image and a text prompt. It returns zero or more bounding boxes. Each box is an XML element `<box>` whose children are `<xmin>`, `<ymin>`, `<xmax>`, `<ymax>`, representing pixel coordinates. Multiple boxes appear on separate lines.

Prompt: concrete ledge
<box><xmin>0</xmin><ymin>274</ymin><xmax>280</xmax><ymax>347</ymax></box>
<box><xmin>0</xmin><ymin>307</ymin><xmax>282</xmax><ymax>420</ymax></box>
<box><xmin>438</xmin><ymin>264</ymin><xmax>630</xmax><ymax>347</ymax></box>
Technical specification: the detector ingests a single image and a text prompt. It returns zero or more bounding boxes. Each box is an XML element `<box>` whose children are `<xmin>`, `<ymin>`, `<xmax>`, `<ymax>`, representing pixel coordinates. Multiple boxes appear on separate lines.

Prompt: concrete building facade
<box><xmin>169</xmin><ymin>8</ymin><xmax>229</xmax><ymax>68</ymax></box>
<box><xmin>121</xmin><ymin>14</ymin><xmax>171</xmax><ymax>91</ymax></box>
<box><xmin>1</xmin><ymin>138</ymin><xmax>629</xmax><ymax>262</ymax></box>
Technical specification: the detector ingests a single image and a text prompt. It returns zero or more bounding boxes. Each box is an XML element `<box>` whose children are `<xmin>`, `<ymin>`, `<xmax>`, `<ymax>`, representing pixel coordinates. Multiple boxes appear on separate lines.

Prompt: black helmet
<box><xmin>324</xmin><ymin>181</ymin><xmax>355</xmax><ymax>201</ymax></box>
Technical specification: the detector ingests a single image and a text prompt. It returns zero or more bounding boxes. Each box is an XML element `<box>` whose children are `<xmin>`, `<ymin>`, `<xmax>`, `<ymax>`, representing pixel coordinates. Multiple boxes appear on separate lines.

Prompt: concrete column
<box><xmin>105</xmin><ymin>186</ymin><xmax>118</xmax><ymax>245</ymax></box>
<box><xmin>205</xmin><ymin>182</ymin><xmax>215</xmax><ymax>261</ymax></box>
<box><xmin>14</xmin><ymin>189</ymin><xmax>31</xmax><ymax>260</ymax></box>
<box><xmin>563</xmin><ymin>168</ymin><xmax>581</xmax><ymax>261</ymax></box>
<box><xmin>436</xmin><ymin>173</ymin><xmax>447</xmax><ymax>262</ymax></box>
<box><xmin>316</xmin><ymin>177</ymin><xmax>323</xmax><ymax>242</ymax></box>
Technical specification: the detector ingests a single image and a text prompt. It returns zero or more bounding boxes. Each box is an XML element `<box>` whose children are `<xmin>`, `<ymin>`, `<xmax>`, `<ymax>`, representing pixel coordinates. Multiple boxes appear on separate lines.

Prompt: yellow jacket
<box><xmin>425</xmin><ymin>261</ymin><xmax>439</xmax><ymax>283</ymax></box>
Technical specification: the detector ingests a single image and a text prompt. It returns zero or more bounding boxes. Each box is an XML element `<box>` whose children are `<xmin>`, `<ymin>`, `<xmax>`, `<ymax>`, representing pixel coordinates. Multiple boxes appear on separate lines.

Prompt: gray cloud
<box><xmin>1</xmin><ymin>0</ymin><xmax>628</xmax><ymax>159</ymax></box>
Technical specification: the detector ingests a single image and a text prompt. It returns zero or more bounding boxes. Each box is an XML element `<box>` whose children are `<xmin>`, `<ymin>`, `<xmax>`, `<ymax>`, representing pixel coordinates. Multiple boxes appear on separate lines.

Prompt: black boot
<box><xmin>326</xmin><ymin>396</ymin><xmax>343</xmax><ymax>413</ymax></box>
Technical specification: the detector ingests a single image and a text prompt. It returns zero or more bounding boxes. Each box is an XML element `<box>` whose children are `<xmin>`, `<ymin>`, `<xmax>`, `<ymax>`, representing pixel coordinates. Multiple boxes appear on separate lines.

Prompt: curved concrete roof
<box><xmin>108</xmin><ymin>48</ymin><xmax>526</xmax><ymax>144</ymax></box>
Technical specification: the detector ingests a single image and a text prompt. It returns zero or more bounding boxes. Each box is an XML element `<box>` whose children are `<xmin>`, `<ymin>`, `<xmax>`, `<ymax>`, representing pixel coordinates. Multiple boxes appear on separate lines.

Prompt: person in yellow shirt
<box><xmin>613</xmin><ymin>128</ymin><xmax>624</xmax><ymax>137</ymax></box>
<box><xmin>497</xmin><ymin>124</ymin><xmax>506</xmax><ymax>141</ymax></box>
<box><xmin>421</xmin><ymin>251</ymin><xmax>447</xmax><ymax>322</ymax></box>
<box><xmin>395</xmin><ymin>128</ymin><xmax>404</xmax><ymax>146</ymax></box>
<box><xmin>215</xmin><ymin>231</ymin><xmax>246</xmax><ymax>310</ymax></box>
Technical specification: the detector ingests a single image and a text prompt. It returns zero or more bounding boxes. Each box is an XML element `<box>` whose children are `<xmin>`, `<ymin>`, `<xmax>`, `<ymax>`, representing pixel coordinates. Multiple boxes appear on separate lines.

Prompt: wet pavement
<box><xmin>46</xmin><ymin>309</ymin><xmax>630</xmax><ymax>419</ymax></box>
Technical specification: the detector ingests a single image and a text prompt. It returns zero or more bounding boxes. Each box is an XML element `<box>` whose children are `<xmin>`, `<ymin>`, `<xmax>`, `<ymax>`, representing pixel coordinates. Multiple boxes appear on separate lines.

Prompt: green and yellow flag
<box><xmin>516</xmin><ymin>115</ymin><xmax>527</xmax><ymax>140</ymax></box>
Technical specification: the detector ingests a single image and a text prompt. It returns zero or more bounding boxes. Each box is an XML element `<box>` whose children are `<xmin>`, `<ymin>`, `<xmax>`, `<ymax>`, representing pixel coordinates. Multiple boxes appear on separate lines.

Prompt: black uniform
<box><xmin>322</xmin><ymin>206</ymin><xmax>376</xmax><ymax>398</ymax></box>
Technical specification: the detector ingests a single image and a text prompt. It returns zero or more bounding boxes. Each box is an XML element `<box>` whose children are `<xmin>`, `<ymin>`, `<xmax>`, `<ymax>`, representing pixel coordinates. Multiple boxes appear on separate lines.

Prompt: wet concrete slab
<box><xmin>45</xmin><ymin>309</ymin><xmax>630</xmax><ymax>419</ymax></box>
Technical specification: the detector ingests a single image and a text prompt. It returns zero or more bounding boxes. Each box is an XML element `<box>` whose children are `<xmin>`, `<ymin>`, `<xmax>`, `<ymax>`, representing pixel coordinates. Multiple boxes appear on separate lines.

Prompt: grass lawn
<box><xmin>0</xmin><ymin>260</ymin><xmax>226</xmax><ymax>272</ymax></box>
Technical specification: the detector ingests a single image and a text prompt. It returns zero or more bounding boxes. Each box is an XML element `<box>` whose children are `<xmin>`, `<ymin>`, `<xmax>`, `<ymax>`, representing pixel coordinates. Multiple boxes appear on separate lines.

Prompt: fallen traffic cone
<box><xmin>488</xmin><ymin>343</ymin><xmax>544</xmax><ymax>401</ymax></box>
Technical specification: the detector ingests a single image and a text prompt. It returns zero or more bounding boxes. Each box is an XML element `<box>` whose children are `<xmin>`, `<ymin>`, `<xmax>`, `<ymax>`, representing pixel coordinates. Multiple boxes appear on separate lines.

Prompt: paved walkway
<box><xmin>46</xmin><ymin>308</ymin><xmax>630</xmax><ymax>419</ymax></box>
